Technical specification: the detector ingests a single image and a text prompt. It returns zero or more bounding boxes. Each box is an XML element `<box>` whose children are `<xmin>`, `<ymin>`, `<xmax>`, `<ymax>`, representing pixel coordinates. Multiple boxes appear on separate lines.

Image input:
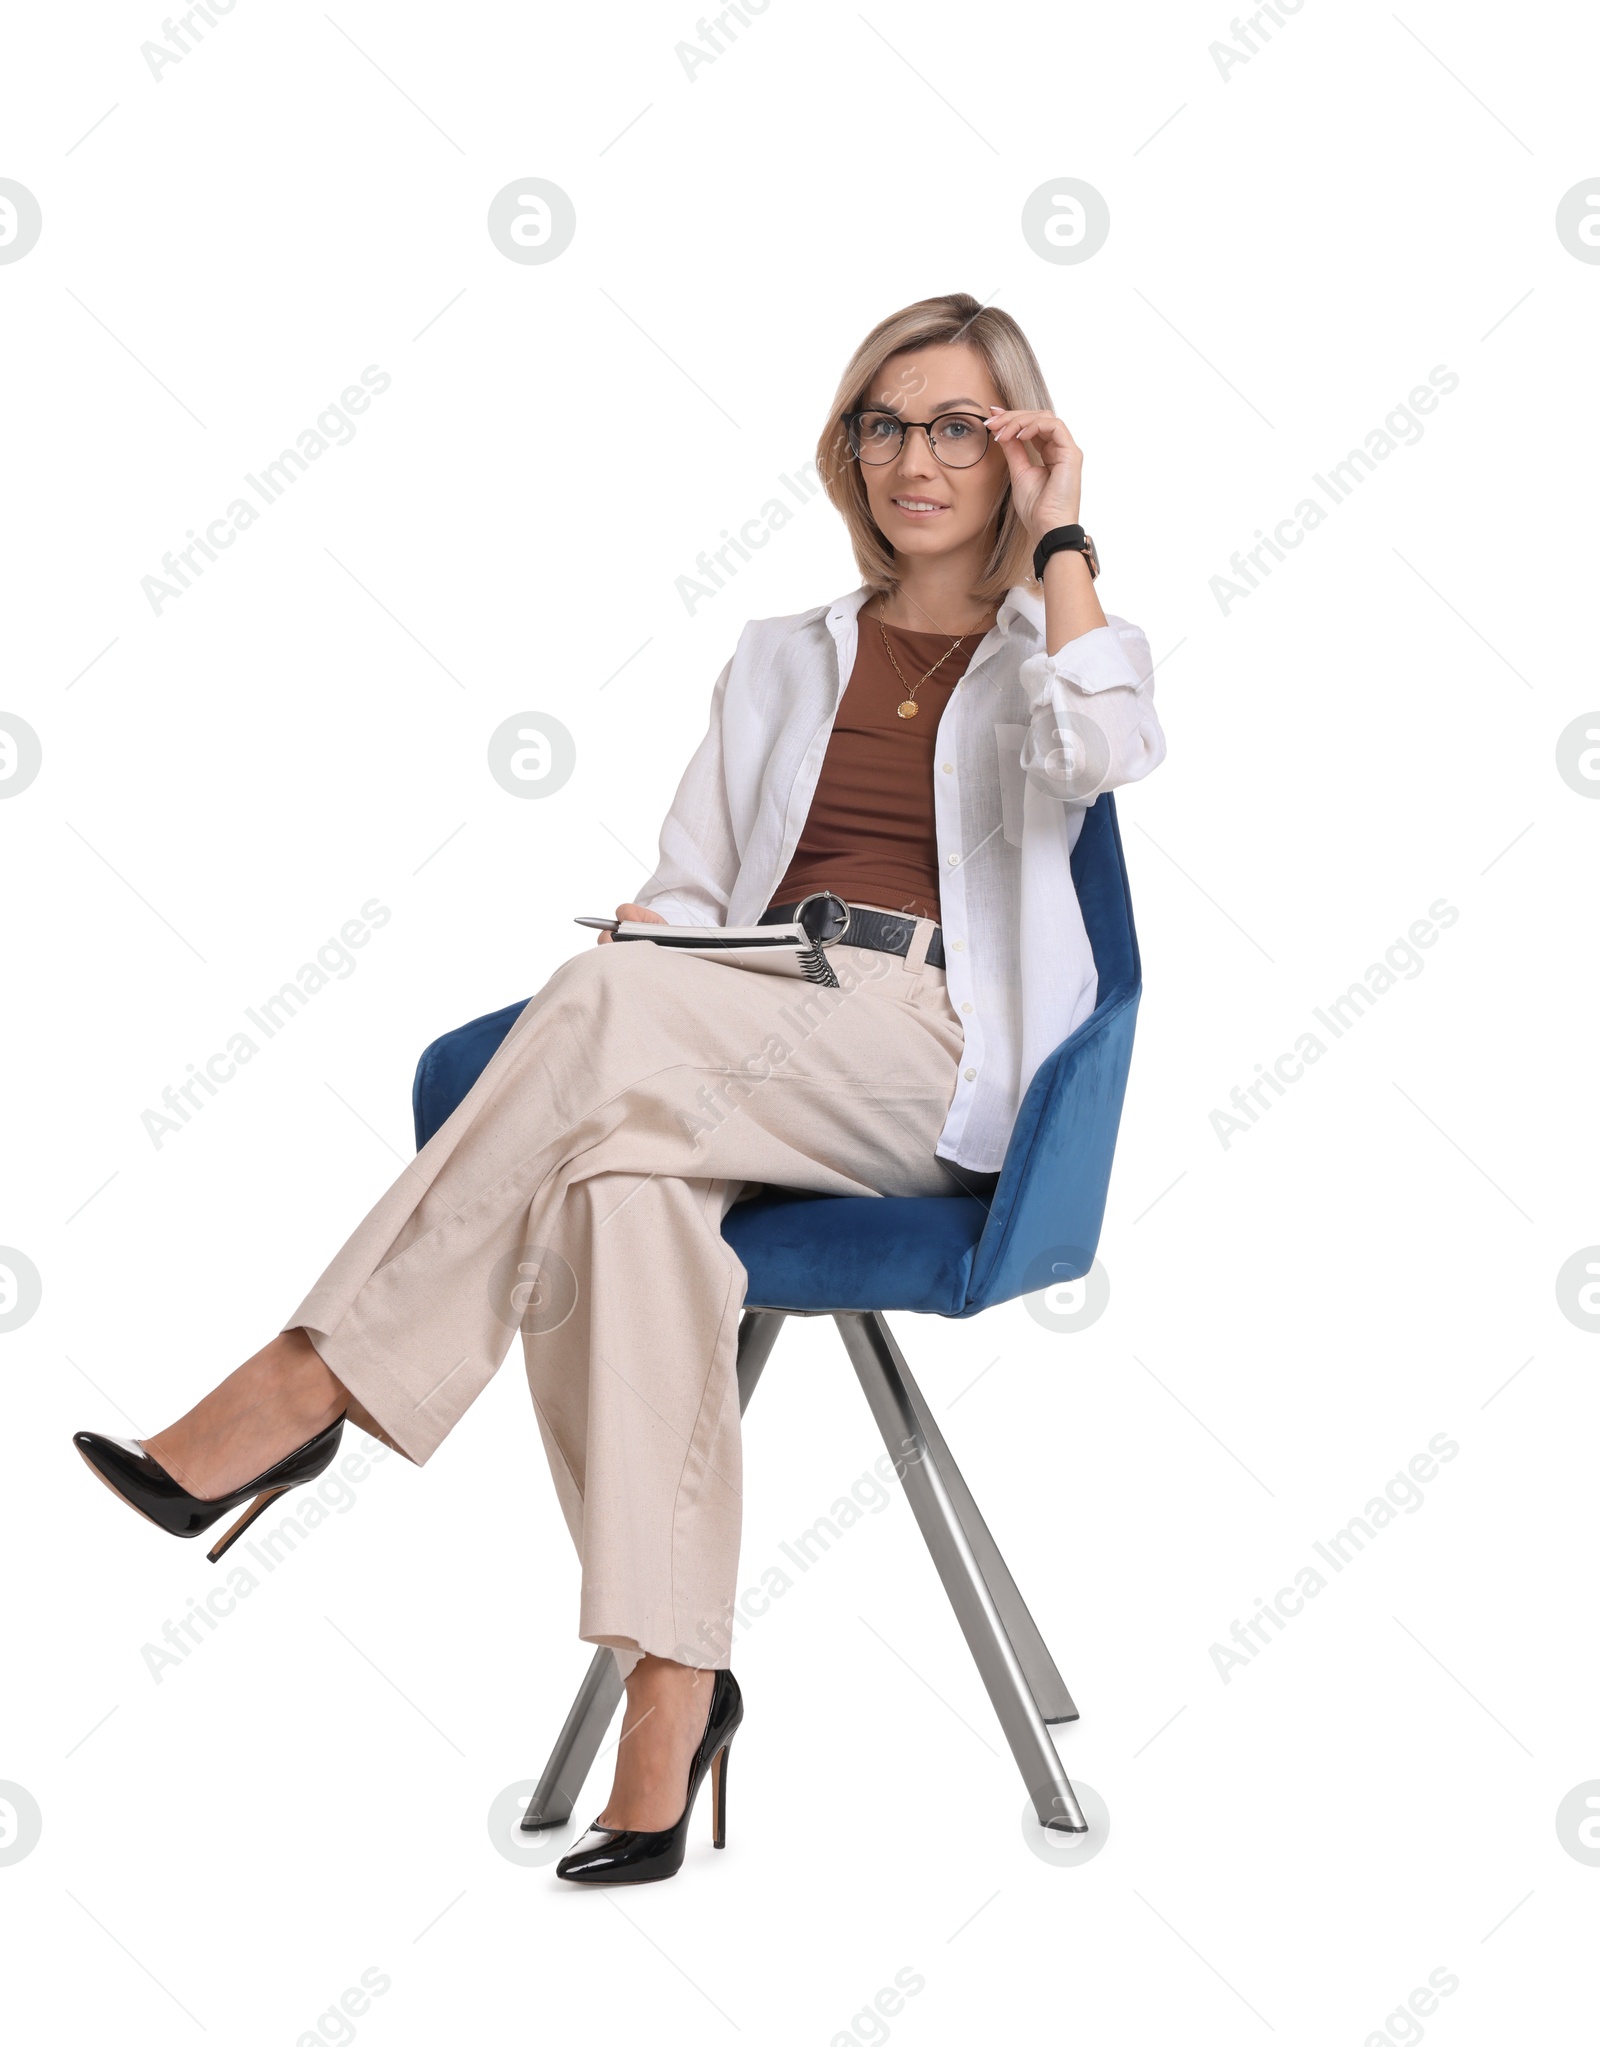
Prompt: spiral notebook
<box><xmin>612</xmin><ymin>920</ymin><xmax>840</xmax><ymax>987</ymax></box>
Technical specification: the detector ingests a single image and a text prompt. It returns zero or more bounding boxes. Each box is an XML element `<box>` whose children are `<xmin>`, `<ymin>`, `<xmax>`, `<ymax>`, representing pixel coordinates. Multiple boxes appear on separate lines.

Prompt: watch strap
<box><xmin>1032</xmin><ymin>524</ymin><xmax>1099</xmax><ymax>582</ymax></box>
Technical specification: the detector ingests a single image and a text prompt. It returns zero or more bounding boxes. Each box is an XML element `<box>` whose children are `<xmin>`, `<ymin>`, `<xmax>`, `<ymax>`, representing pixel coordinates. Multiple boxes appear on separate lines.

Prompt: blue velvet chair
<box><xmin>413</xmin><ymin>792</ymin><xmax>1140</xmax><ymax>1835</ymax></box>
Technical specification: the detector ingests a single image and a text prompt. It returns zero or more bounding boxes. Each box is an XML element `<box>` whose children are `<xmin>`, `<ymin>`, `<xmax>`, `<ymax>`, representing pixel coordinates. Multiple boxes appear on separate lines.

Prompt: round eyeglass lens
<box><xmin>928</xmin><ymin>414</ymin><xmax>989</xmax><ymax>465</ymax></box>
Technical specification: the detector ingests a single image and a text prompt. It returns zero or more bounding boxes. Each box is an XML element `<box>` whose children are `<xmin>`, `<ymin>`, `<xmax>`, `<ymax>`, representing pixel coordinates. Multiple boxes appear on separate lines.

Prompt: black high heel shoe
<box><xmin>554</xmin><ymin>1667</ymin><xmax>743</xmax><ymax>1886</ymax></box>
<box><xmin>72</xmin><ymin>1417</ymin><xmax>346</xmax><ymax>1563</ymax></box>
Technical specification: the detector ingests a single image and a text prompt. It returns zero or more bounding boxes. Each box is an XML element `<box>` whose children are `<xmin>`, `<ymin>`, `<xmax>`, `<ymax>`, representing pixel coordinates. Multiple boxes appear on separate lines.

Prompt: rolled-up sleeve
<box><xmin>1017</xmin><ymin>612</ymin><xmax>1166</xmax><ymax>807</ymax></box>
<box><xmin>633</xmin><ymin>653</ymin><xmax>740</xmax><ymax>927</ymax></box>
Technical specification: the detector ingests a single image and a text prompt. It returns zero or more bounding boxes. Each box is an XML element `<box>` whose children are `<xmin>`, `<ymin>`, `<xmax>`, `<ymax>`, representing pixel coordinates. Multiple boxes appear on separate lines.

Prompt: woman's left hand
<box><xmin>986</xmin><ymin>407</ymin><xmax>1083</xmax><ymax>539</ymax></box>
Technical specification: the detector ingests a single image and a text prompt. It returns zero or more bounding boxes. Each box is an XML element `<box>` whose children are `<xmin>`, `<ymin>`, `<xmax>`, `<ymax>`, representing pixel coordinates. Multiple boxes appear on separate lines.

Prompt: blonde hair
<box><xmin>814</xmin><ymin>293</ymin><xmax>1053</xmax><ymax>605</ymax></box>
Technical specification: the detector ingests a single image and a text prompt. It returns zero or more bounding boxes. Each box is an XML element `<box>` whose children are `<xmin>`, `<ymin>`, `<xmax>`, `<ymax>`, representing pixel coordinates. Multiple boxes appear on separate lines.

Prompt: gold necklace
<box><xmin>874</xmin><ymin>605</ymin><xmax>991</xmax><ymax>721</ymax></box>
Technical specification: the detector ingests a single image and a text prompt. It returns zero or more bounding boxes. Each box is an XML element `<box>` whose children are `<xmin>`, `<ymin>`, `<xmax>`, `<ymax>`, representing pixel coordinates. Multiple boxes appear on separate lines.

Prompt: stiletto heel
<box><xmin>206</xmin><ymin>1485</ymin><xmax>292</xmax><ymax>1563</ymax></box>
<box><xmin>556</xmin><ymin>1668</ymin><xmax>743</xmax><ymax>1886</ymax></box>
<box><xmin>710</xmin><ymin>1741</ymin><xmax>730</xmax><ymax>1850</ymax></box>
<box><xmin>72</xmin><ymin>1417</ymin><xmax>345</xmax><ymax>1559</ymax></box>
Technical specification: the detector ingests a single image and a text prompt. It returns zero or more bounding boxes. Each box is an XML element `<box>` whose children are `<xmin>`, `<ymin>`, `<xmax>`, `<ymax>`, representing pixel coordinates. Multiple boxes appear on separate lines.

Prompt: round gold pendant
<box><xmin>897</xmin><ymin>700</ymin><xmax>919</xmax><ymax>719</ymax></box>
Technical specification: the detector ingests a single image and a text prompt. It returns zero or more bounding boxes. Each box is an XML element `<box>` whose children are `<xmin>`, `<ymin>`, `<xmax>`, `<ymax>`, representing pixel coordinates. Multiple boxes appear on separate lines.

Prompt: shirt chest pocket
<box><xmin>993</xmin><ymin>723</ymin><xmax>1028</xmax><ymax>846</ymax></box>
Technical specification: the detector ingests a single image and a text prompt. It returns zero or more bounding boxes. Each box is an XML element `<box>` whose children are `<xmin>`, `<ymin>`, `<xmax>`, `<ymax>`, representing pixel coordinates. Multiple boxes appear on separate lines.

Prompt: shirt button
<box><xmin>952</xmin><ymin>939</ymin><xmax>965</xmax><ymax>952</ymax></box>
<box><xmin>947</xmin><ymin>853</ymin><xmax>958</xmax><ymax>867</ymax></box>
<box><xmin>963</xmin><ymin>1067</ymin><xmax>977</xmax><ymax>1081</ymax></box>
<box><xmin>941</xmin><ymin>762</ymin><xmax>953</xmax><ymax>773</ymax></box>
<box><xmin>961</xmin><ymin>1001</ymin><xmax>973</xmax><ymax>1014</ymax></box>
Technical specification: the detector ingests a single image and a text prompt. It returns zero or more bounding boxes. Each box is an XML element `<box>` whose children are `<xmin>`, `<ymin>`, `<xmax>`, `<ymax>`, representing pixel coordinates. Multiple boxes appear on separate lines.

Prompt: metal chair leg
<box><xmin>866</xmin><ymin>1325</ymin><xmax>1077</xmax><ymax>1722</ymax></box>
<box><xmin>520</xmin><ymin>1309</ymin><xmax>788</xmax><ymax>1832</ymax></box>
<box><xmin>518</xmin><ymin>1645</ymin><xmax>619</xmax><ymax>1832</ymax></box>
<box><xmin>832</xmin><ymin>1309</ymin><xmax>1088</xmax><ymax>1833</ymax></box>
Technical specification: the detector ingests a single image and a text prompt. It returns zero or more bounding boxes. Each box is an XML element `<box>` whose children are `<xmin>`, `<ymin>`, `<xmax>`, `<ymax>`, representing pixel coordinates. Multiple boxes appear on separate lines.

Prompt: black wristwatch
<box><xmin>1033</xmin><ymin>524</ymin><xmax>1100</xmax><ymax>582</ymax></box>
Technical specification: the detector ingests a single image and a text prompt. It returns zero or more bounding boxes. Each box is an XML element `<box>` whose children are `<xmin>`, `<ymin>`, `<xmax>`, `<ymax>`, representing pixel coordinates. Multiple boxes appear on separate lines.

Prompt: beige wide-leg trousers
<box><xmin>283</xmin><ymin>921</ymin><xmax>964</xmax><ymax>1676</ymax></box>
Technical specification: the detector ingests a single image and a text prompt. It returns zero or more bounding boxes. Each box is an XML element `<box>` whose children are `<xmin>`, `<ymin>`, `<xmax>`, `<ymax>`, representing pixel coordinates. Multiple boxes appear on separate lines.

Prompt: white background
<box><xmin>3</xmin><ymin>0</ymin><xmax>1598</xmax><ymax>2040</ymax></box>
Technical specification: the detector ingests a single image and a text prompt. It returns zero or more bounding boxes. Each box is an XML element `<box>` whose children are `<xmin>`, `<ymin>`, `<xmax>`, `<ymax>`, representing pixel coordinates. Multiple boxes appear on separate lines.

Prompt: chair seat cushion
<box><xmin>412</xmin><ymin>794</ymin><xmax>1139</xmax><ymax>1322</ymax></box>
<box><xmin>722</xmin><ymin>1190</ymin><xmax>989</xmax><ymax>1317</ymax></box>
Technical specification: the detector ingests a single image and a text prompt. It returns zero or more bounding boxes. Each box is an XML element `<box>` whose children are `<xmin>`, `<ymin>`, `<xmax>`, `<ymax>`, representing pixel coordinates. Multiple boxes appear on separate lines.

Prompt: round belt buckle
<box><xmin>793</xmin><ymin>890</ymin><xmax>852</xmax><ymax>948</ymax></box>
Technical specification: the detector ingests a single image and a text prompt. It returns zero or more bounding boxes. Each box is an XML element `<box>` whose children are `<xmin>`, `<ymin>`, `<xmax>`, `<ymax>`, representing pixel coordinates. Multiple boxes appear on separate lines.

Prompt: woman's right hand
<box><xmin>598</xmin><ymin>902</ymin><xmax>667</xmax><ymax>944</ymax></box>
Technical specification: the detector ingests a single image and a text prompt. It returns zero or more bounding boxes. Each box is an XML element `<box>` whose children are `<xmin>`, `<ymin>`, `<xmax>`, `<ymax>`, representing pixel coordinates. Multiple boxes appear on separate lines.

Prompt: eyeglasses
<box><xmin>843</xmin><ymin>409</ymin><xmax>993</xmax><ymax>469</ymax></box>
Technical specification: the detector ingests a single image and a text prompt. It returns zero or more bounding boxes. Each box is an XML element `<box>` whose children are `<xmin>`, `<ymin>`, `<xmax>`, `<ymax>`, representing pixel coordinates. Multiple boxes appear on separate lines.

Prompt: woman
<box><xmin>73</xmin><ymin>292</ymin><xmax>1166</xmax><ymax>1884</ymax></box>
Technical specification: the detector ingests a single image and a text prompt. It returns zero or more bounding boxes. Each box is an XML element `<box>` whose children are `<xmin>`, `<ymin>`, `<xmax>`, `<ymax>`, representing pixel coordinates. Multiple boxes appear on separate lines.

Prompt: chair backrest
<box><xmin>961</xmin><ymin>791</ymin><xmax>1142</xmax><ymax>1312</ymax></box>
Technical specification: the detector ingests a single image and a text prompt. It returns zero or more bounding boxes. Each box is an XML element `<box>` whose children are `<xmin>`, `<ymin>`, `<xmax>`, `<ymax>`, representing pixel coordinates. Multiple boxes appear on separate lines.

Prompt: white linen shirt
<box><xmin>635</xmin><ymin>581</ymin><xmax>1166</xmax><ymax>1171</ymax></box>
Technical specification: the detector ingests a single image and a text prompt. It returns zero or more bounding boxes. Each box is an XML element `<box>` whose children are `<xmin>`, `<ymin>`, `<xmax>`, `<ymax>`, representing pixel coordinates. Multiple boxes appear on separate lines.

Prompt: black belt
<box><xmin>759</xmin><ymin>896</ymin><xmax>945</xmax><ymax>971</ymax></box>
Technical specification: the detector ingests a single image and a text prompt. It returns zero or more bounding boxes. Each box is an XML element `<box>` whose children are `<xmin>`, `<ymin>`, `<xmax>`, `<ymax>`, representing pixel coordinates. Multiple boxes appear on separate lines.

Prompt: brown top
<box><xmin>773</xmin><ymin>612</ymin><xmax>986</xmax><ymax>923</ymax></box>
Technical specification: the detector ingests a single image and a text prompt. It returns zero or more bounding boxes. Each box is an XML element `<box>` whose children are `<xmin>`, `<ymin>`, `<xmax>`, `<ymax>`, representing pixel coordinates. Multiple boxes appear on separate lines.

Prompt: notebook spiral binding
<box><xmin>800</xmin><ymin>939</ymin><xmax>840</xmax><ymax>989</ymax></box>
